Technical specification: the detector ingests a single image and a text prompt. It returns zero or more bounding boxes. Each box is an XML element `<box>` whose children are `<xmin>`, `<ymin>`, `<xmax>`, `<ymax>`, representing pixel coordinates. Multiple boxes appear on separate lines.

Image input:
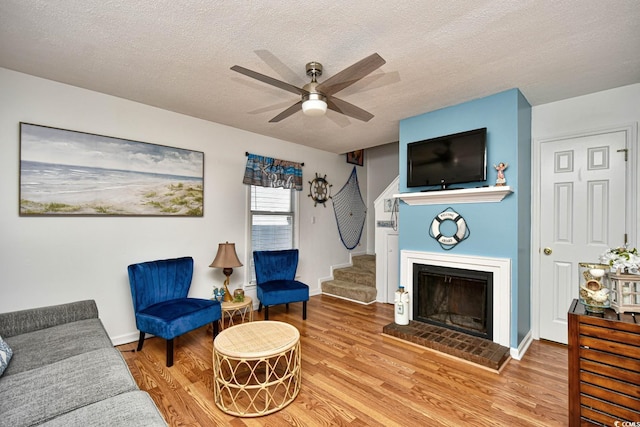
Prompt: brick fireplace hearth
<box><xmin>382</xmin><ymin>321</ymin><xmax>510</xmax><ymax>371</ymax></box>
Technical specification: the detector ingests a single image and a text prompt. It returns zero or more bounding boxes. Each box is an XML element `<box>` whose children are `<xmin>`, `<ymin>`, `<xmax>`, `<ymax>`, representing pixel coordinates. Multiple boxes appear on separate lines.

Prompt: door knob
<box><xmin>543</xmin><ymin>247</ymin><xmax>552</xmax><ymax>255</ymax></box>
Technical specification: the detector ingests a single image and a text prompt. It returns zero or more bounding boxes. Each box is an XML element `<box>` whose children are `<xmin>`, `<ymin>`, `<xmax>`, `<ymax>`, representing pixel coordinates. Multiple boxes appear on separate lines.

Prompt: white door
<box><xmin>386</xmin><ymin>233</ymin><xmax>399</xmax><ymax>303</ymax></box>
<box><xmin>539</xmin><ymin>130</ymin><xmax>628</xmax><ymax>343</ymax></box>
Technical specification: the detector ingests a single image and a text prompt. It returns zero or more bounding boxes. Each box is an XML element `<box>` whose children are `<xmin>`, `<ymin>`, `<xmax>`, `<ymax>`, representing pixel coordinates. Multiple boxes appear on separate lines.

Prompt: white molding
<box><xmin>510</xmin><ymin>331</ymin><xmax>533</xmax><ymax>360</ymax></box>
<box><xmin>321</xmin><ymin>292</ymin><xmax>376</xmax><ymax>305</ymax></box>
<box><xmin>309</xmin><ymin>288</ymin><xmax>323</xmax><ymax>297</ymax></box>
<box><xmin>394</xmin><ymin>186</ymin><xmax>512</xmax><ymax>206</ymax></box>
<box><xmin>400</xmin><ymin>250</ymin><xmax>511</xmax><ymax>349</ymax></box>
<box><xmin>111</xmin><ymin>331</ymin><xmax>141</xmax><ymax>346</ymax></box>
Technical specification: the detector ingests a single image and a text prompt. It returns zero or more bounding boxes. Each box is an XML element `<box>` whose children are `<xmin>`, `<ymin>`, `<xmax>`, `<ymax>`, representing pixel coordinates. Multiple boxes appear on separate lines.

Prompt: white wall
<box><xmin>365</xmin><ymin>141</ymin><xmax>399</xmax><ymax>254</ymax></box>
<box><xmin>0</xmin><ymin>68</ymin><xmax>364</xmax><ymax>344</ymax></box>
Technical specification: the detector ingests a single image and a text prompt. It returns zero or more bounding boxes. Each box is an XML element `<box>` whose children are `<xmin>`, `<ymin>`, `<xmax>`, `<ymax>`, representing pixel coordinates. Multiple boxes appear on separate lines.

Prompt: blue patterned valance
<box><xmin>243</xmin><ymin>153</ymin><xmax>303</xmax><ymax>191</ymax></box>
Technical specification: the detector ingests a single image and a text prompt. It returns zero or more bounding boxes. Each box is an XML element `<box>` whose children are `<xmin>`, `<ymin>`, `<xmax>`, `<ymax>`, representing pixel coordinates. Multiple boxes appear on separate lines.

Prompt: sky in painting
<box><xmin>20</xmin><ymin>123</ymin><xmax>203</xmax><ymax>178</ymax></box>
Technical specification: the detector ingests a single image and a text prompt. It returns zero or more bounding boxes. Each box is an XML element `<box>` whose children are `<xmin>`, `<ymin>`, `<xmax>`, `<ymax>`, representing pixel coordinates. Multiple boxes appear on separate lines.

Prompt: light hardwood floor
<box><xmin>117</xmin><ymin>294</ymin><xmax>568</xmax><ymax>426</ymax></box>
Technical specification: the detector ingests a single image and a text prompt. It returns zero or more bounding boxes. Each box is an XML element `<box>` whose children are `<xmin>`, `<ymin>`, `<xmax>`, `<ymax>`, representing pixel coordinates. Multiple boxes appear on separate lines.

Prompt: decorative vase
<box><xmin>578</xmin><ymin>263</ymin><xmax>610</xmax><ymax>313</ymax></box>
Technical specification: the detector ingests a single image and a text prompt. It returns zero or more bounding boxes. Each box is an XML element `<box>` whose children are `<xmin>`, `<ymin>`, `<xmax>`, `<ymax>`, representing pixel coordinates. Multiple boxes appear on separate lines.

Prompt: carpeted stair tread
<box><xmin>352</xmin><ymin>255</ymin><xmax>376</xmax><ymax>270</ymax></box>
<box><xmin>333</xmin><ymin>266</ymin><xmax>375</xmax><ymax>287</ymax></box>
<box><xmin>321</xmin><ymin>279</ymin><xmax>377</xmax><ymax>304</ymax></box>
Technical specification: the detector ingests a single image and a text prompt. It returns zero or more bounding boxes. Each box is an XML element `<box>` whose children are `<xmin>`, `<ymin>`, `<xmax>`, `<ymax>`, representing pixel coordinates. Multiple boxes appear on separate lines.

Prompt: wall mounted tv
<box><xmin>406</xmin><ymin>127</ymin><xmax>487</xmax><ymax>190</ymax></box>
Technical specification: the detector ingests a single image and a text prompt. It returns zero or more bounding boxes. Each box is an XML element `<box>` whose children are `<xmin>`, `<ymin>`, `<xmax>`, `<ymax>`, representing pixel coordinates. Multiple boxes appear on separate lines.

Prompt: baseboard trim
<box><xmin>510</xmin><ymin>330</ymin><xmax>533</xmax><ymax>360</ymax></box>
<box><xmin>321</xmin><ymin>292</ymin><xmax>375</xmax><ymax>305</ymax></box>
<box><xmin>111</xmin><ymin>331</ymin><xmax>142</xmax><ymax>346</ymax></box>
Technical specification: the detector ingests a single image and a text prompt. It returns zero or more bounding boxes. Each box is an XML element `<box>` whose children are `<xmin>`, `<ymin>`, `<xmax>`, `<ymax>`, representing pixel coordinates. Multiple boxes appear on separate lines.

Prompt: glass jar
<box><xmin>578</xmin><ymin>262</ymin><xmax>610</xmax><ymax>313</ymax></box>
<box><xmin>233</xmin><ymin>288</ymin><xmax>245</xmax><ymax>302</ymax></box>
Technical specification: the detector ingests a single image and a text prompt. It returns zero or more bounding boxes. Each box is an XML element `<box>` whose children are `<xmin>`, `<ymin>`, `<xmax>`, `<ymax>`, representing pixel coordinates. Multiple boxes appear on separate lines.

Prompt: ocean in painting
<box><xmin>20</xmin><ymin>161</ymin><xmax>204</xmax><ymax>215</ymax></box>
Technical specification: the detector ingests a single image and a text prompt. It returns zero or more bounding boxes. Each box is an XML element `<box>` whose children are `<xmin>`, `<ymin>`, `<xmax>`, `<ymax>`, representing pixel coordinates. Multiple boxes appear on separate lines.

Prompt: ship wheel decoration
<box><xmin>308</xmin><ymin>173</ymin><xmax>332</xmax><ymax>207</ymax></box>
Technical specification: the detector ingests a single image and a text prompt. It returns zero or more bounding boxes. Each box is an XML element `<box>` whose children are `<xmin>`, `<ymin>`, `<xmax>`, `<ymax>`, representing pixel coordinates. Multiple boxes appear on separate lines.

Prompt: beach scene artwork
<box><xmin>20</xmin><ymin>123</ymin><xmax>204</xmax><ymax>216</ymax></box>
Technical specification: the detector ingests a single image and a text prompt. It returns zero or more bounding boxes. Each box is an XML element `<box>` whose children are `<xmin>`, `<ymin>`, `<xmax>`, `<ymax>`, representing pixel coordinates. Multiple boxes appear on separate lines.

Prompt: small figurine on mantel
<box><xmin>494</xmin><ymin>162</ymin><xmax>508</xmax><ymax>186</ymax></box>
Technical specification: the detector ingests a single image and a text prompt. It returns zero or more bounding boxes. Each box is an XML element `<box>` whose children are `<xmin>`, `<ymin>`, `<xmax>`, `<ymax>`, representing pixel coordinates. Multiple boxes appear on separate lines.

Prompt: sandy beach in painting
<box><xmin>20</xmin><ymin>161</ymin><xmax>203</xmax><ymax>216</ymax></box>
<box><xmin>20</xmin><ymin>181</ymin><xmax>203</xmax><ymax>216</ymax></box>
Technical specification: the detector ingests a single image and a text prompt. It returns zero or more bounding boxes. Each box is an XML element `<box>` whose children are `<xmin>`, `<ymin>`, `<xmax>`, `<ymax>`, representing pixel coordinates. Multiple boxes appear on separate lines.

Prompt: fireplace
<box><xmin>400</xmin><ymin>250</ymin><xmax>511</xmax><ymax>348</ymax></box>
<box><xmin>413</xmin><ymin>264</ymin><xmax>493</xmax><ymax>340</ymax></box>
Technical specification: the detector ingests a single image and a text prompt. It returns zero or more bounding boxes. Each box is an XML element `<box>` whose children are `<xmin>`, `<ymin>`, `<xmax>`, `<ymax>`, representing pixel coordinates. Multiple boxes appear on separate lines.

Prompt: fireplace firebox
<box><xmin>413</xmin><ymin>264</ymin><xmax>493</xmax><ymax>340</ymax></box>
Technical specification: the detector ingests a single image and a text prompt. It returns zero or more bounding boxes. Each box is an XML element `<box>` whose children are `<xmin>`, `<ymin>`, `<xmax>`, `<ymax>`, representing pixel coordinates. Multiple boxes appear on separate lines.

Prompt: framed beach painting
<box><xmin>19</xmin><ymin>123</ymin><xmax>204</xmax><ymax>216</ymax></box>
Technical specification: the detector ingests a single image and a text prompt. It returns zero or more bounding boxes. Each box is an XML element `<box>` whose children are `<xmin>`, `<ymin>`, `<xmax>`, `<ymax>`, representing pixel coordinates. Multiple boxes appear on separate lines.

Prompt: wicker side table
<box><xmin>219</xmin><ymin>296</ymin><xmax>253</xmax><ymax>330</ymax></box>
<box><xmin>213</xmin><ymin>321</ymin><xmax>301</xmax><ymax>417</ymax></box>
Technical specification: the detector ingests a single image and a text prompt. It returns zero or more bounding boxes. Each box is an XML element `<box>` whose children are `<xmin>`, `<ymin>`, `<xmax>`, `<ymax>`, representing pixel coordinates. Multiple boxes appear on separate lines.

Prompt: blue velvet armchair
<box><xmin>253</xmin><ymin>249</ymin><xmax>309</xmax><ymax>320</ymax></box>
<box><xmin>127</xmin><ymin>256</ymin><xmax>221</xmax><ymax>367</ymax></box>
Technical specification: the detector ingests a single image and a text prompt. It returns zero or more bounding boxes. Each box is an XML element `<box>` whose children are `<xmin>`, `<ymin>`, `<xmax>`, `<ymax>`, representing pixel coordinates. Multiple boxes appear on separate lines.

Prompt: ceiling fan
<box><xmin>231</xmin><ymin>53</ymin><xmax>386</xmax><ymax>123</ymax></box>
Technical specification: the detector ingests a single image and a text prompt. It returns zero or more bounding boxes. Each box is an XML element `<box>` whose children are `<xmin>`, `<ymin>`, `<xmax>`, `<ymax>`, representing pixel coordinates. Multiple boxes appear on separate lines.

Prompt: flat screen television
<box><xmin>406</xmin><ymin>127</ymin><xmax>487</xmax><ymax>190</ymax></box>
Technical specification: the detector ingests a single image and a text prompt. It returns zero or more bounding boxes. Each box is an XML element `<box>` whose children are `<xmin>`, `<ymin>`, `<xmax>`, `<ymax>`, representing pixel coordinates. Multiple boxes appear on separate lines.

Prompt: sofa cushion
<box><xmin>0</xmin><ymin>300</ymin><xmax>98</xmax><ymax>338</ymax></box>
<box><xmin>0</xmin><ymin>335</ymin><xmax>12</xmax><ymax>376</ymax></box>
<box><xmin>2</xmin><ymin>318</ymin><xmax>113</xmax><ymax>377</ymax></box>
<box><xmin>38</xmin><ymin>391</ymin><xmax>167</xmax><ymax>426</ymax></box>
<box><xmin>0</xmin><ymin>347</ymin><xmax>138</xmax><ymax>427</ymax></box>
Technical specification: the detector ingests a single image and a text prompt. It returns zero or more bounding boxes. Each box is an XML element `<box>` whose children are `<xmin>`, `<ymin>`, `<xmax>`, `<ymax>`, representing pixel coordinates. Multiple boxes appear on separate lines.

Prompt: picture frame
<box><xmin>346</xmin><ymin>149</ymin><xmax>364</xmax><ymax>166</ymax></box>
<box><xmin>19</xmin><ymin>123</ymin><xmax>204</xmax><ymax>216</ymax></box>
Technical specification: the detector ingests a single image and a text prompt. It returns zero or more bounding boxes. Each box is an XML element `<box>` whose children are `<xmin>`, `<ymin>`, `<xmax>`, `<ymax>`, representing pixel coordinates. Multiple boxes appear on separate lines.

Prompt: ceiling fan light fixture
<box><xmin>302</xmin><ymin>98</ymin><xmax>327</xmax><ymax>116</ymax></box>
<box><xmin>302</xmin><ymin>90</ymin><xmax>327</xmax><ymax>117</ymax></box>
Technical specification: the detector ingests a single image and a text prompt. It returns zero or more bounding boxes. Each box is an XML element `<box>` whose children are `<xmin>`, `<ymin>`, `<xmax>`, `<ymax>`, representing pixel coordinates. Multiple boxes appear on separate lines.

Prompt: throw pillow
<box><xmin>0</xmin><ymin>335</ymin><xmax>13</xmax><ymax>376</ymax></box>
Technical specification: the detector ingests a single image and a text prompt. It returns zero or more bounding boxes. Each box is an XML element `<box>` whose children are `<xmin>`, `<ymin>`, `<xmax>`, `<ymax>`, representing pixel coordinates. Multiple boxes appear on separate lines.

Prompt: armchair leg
<box><xmin>303</xmin><ymin>301</ymin><xmax>307</xmax><ymax>320</ymax></box>
<box><xmin>264</xmin><ymin>306</ymin><xmax>269</xmax><ymax>320</ymax></box>
<box><xmin>286</xmin><ymin>303</ymin><xmax>290</xmax><ymax>311</ymax></box>
<box><xmin>136</xmin><ymin>331</ymin><xmax>145</xmax><ymax>351</ymax></box>
<box><xmin>166</xmin><ymin>339</ymin><xmax>174</xmax><ymax>367</ymax></box>
<box><xmin>258</xmin><ymin>302</ymin><xmax>263</xmax><ymax>312</ymax></box>
<box><xmin>213</xmin><ymin>321</ymin><xmax>219</xmax><ymax>338</ymax></box>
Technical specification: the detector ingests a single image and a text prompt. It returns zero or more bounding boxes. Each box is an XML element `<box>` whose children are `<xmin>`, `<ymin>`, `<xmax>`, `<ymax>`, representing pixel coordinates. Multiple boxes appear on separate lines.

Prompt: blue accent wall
<box><xmin>398</xmin><ymin>89</ymin><xmax>532</xmax><ymax>348</ymax></box>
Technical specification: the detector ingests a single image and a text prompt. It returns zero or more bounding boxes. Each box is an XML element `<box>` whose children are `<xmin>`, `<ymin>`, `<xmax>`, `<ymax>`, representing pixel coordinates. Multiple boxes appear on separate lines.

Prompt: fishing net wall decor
<box><xmin>332</xmin><ymin>167</ymin><xmax>366</xmax><ymax>250</ymax></box>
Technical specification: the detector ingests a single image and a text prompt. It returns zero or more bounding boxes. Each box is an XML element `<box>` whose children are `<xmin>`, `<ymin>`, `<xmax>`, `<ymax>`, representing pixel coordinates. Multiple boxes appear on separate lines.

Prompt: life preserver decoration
<box><xmin>429</xmin><ymin>208</ymin><xmax>470</xmax><ymax>249</ymax></box>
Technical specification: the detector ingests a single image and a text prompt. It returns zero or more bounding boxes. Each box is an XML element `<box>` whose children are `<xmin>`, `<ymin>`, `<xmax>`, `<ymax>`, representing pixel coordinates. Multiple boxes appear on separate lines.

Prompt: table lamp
<box><xmin>209</xmin><ymin>242</ymin><xmax>243</xmax><ymax>302</ymax></box>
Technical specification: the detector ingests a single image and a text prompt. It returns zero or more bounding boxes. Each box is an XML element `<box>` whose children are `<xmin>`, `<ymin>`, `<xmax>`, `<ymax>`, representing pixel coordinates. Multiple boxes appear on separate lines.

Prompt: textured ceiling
<box><xmin>1</xmin><ymin>1</ymin><xmax>638</xmax><ymax>153</ymax></box>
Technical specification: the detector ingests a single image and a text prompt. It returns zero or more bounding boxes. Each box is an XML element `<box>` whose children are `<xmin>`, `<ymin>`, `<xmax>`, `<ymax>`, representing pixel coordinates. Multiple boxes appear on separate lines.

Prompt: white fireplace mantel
<box><xmin>400</xmin><ymin>250</ymin><xmax>511</xmax><ymax>349</ymax></box>
<box><xmin>394</xmin><ymin>186</ymin><xmax>512</xmax><ymax>206</ymax></box>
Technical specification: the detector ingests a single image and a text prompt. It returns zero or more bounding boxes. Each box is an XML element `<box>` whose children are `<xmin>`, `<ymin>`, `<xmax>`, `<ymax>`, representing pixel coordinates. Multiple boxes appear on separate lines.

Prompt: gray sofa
<box><xmin>0</xmin><ymin>300</ymin><xmax>167</xmax><ymax>426</ymax></box>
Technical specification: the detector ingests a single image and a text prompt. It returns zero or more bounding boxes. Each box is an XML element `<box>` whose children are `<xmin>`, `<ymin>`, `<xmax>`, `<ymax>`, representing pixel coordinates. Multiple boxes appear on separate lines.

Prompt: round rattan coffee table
<box><xmin>213</xmin><ymin>321</ymin><xmax>301</xmax><ymax>417</ymax></box>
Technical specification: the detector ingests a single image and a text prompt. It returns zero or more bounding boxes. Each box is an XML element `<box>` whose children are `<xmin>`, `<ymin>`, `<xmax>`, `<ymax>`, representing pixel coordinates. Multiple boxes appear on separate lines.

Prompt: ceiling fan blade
<box><xmin>269</xmin><ymin>101</ymin><xmax>303</xmax><ymax>122</ymax></box>
<box><xmin>253</xmin><ymin>49</ymin><xmax>305</xmax><ymax>86</ymax></box>
<box><xmin>326</xmin><ymin>97</ymin><xmax>374</xmax><ymax>122</ymax></box>
<box><xmin>316</xmin><ymin>53</ymin><xmax>386</xmax><ymax>96</ymax></box>
<box><xmin>231</xmin><ymin>65</ymin><xmax>308</xmax><ymax>96</ymax></box>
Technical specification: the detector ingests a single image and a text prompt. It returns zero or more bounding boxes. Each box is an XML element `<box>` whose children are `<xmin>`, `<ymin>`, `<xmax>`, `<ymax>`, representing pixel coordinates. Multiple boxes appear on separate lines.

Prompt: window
<box><xmin>249</xmin><ymin>185</ymin><xmax>296</xmax><ymax>281</ymax></box>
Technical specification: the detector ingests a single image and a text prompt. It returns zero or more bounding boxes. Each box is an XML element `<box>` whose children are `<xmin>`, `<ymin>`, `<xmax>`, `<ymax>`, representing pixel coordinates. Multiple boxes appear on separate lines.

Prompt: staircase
<box><xmin>321</xmin><ymin>254</ymin><xmax>377</xmax><ymax>304</ymax></box>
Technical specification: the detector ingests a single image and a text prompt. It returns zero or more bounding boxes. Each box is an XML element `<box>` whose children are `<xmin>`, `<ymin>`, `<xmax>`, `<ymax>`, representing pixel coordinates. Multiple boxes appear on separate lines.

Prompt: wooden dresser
<box><xmin>568</xmin><ymin>299</ymin><xmax>640</xmax><ymax>426</ymax></box>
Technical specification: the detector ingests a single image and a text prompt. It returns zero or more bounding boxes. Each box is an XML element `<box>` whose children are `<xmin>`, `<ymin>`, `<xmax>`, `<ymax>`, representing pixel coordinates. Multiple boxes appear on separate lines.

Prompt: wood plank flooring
<box><xmin>117</xmin><ymin>294</ymin><xmax>568</xmax><ymax>426</ymax></box>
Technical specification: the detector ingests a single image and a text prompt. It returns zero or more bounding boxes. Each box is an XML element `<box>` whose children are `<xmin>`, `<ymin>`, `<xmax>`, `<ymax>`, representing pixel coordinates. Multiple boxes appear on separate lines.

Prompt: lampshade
<box><xmin>302</xmin><ymin>98</ymin><xmax>327</xmax><ymax>116</ymax></box>
<box><xmin>209</xmin><ymin>242</ymin><xmax>243</xmax><ymax>268</ymax></box>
